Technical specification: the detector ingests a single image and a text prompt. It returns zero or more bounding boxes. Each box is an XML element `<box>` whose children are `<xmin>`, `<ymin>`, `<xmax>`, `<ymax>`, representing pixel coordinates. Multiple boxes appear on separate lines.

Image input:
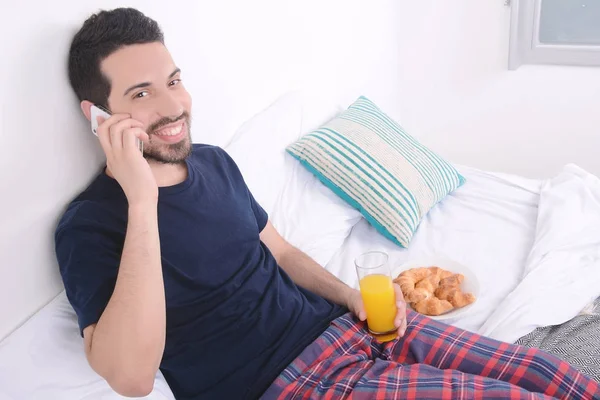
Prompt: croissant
<box><xmin>412</xmin><ymin>296</ymin><xmax>454</xmax><ymax>316</ymax></box>
<box><xmin>428</xmin><ymin>266</ymin><xmax>454</xmax><ymax>285</ymax></box>
<box><xmin>407</xmin><ymin>288</ymin><xmax>430</xmax><ymax>303</ymax></box>
<box><xmin>395</xmin><ymin>266</ymin><xmax>476</xmax><ymax>316</ymax></box>
<box><xmin>414</xmin><ymin>267</ymin><xmax>455</xmax><ymax>293</ymax></box>
<box><xmin>439</xmin><ymin>274</ymin><xmax>464</xmax><ymax>288</ymax></box>
<box><xmin>434</xmin><ymin>287</ymin><xmax>476</xmax><ymax>308</ymax></box>
<box><xmin>394</xmin><ymin>268</ymin><xmax>432</xmax><ymax>303</ymax></box>
<box><xmin>415</xmin><ymin>278</ymin><xmax>436</xmax><ymax>293</ymax></box>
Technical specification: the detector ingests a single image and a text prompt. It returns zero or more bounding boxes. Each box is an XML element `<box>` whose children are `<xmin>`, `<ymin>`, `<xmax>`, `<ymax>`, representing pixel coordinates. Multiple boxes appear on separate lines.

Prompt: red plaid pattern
<box><xmin>261</xmin><ymin>311</ymin><xmax>600</xmax><ymax>400</ymax></box>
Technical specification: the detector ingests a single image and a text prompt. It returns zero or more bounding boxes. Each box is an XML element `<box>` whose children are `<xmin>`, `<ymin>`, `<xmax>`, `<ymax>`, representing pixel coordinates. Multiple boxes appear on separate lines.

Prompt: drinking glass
<box><xmin>355</xmin><ymin>251</ymin><xmax>398</xmax><ymax>342</ymax></box>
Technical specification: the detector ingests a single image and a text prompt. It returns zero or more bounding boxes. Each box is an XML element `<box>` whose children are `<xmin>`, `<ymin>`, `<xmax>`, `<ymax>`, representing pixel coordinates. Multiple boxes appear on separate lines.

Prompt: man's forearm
<box><xmin>278</xmin><ymin>245</ymin><xmax>352</xmax><ymax>307</ymax></box>
<box><xmin>87</xmin><ymin>202</ymin><xmax>166</xmax><ymax>389</ymax></box>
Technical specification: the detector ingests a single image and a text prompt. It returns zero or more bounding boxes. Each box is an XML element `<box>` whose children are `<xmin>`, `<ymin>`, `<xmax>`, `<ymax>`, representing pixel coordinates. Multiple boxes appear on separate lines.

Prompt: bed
<box><xmin>1</xmin><ymin>92</ymin><xmax>599</xmax><ymax>399</ymax></box>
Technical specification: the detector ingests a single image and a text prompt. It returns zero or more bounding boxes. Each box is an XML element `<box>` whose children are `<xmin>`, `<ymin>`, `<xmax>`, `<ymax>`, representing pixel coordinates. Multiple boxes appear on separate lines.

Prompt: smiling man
<box><xmin>57</xmin><ymin>8</ymin><xmax>375</xmax><ymax>399</ymax></box>
<box><xmin>55</xmin><ymin>7</ymin><xmax>600</xmax><ymax>400</ymax></box>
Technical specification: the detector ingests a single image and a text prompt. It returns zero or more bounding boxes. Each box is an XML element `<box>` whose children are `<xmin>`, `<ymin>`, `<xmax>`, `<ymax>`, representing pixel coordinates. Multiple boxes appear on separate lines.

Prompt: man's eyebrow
<box><xmin>168</xmin><ymin>67</ymin><xmax>181</xmax><ymax>79</ymax></box>
<box><xmin>123</xmin><ymin>82</ymin><xmax>150</xmax><ymax>97</ymax></box>
<box><xmin>123</xmin><ymin>68</ymin><xmax>181</xmax><ymax>97</ymax></box>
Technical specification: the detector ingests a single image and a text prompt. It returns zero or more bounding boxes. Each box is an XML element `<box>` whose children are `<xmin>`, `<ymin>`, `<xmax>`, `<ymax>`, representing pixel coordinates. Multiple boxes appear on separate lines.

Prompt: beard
<box><xmin>143</xmin><ymin>111</ymin><xmax>193</xmax><ymax>164</ymax></box>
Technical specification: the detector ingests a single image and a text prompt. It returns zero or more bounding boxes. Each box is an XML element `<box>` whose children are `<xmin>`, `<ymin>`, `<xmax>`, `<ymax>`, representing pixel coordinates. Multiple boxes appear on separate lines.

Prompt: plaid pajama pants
<box><xmin>262</xmin><ymin>311</ymin><xmax>600</xmax><ymax>400</ymax></box>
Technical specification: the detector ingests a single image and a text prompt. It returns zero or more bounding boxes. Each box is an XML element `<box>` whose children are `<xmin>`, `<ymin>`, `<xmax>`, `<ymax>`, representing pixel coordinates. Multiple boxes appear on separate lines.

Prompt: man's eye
<box><xmin>134</xmin><ymin>91</ymin><xmax>149</xmax><ymax>99</ymax></box>
<box><xmin>169</xmin><ymin>79</ymin><xmax>181</xmax><ymax>86</ymax></box>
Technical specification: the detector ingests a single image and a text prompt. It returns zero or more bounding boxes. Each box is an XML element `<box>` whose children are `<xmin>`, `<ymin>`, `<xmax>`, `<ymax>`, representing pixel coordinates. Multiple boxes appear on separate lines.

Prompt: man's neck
<box><xmin>149</xmin><ymin>160</ymin><xmax>188</xmax><ymax>187</ymax></box>
<box><xmin>105</xmin><ymin>160</ymin><xmax>188</xmax><ymax>188</ymax></box>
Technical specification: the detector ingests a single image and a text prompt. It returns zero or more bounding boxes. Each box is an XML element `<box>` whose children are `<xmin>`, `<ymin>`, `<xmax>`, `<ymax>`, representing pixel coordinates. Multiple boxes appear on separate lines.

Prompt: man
<box><xmin>56</xmin><ymin>8</ymin><xmax>599</xmax><ymax>400</ymax></box>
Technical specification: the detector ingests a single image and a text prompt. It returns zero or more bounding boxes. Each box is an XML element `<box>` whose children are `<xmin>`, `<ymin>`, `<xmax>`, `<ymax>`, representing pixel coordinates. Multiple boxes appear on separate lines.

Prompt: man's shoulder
<box><xmin>56</xmin><ymin>199</ymin><xmax>99</xmax><ymax>234</ymax></box>
<box><xmin>55</xmin><ymin>178</ymin><xmax>127</xmax><ymax>240</ymax></box>
<box><xmin>190</xmin><ymin>143</ymin><xmax>227</xmax><ymax>159</ymax></box>
<box><xmin>189</xmin><ymin>144</ymin><xmax>237</xmax><ymax>170</ymax></box>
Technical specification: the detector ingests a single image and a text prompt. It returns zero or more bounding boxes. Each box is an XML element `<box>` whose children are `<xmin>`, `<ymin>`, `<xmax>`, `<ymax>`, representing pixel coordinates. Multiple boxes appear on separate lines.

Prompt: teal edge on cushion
<box><xmin>287</xmin><ymin>95</ymin><xmax>468</xmax><ymax>248</ymax></box>
<box><xmin>286</xmin><ymin>149</ymin><xmax>406</xmax><ymax>248</ymax></box>
<box><xmin>353</xmin><ymin>95</ymin><xmax>468</xmax><ymax>203</ymax></box>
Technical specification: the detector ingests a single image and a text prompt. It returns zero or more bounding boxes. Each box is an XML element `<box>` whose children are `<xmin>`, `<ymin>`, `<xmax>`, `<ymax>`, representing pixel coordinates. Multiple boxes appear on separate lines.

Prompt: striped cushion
<box><xmin>286</xmin><ymin>96</ymin><xmax>465</xmax><ymax>247</ymax></box>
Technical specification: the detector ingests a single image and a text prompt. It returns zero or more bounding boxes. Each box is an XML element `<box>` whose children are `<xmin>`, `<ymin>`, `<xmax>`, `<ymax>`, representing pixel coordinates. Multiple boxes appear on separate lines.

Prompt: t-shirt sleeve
<box><xmin>247</xmin><ymin>188</ymin><xmax>268</xmax><ymax>232</ymax></box>
<box><xmin>55</xmin><ymin>208</ymin><xmax>121</xmax><ymax>336</ymax></box>
<box><xmin>217</xmin><ymin>147</ymin><xmax>269</xmax><ymax>232</ymax></box>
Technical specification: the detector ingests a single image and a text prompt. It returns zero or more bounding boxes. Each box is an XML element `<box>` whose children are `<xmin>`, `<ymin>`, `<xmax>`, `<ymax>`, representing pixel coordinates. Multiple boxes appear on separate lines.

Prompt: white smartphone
<box><xmin>90</xmin><ymin>104</ymin><xmax>144</xmax><ymax>153</ymax></box>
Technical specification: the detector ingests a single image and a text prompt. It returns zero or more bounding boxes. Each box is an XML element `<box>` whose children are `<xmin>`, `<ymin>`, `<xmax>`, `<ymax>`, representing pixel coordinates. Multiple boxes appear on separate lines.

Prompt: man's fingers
<box><xmin>359</xmin><ymin>309</ymin><xmax>367</xmax><ymax>322</ymax></box>
<box><xmin>394</xmin><ymin>302</ymin><xmax>405</xmax><ymax>327</ymax></box>
<box><xmin>96</xmin><ymin>113</ymin><xmax>133</xmax><ymax>150</ymax></box>
<box><xmin>107</xmin><ymin>118</ymin><xmax>145</xmax><ymax>151</ymax></box>
<box><xmin>96</xmin><ymin>113</ymin><xmax>131</xmax><ymax>137</ymax></box>
<box><xmin>400</xmin><ymin>314</ymin><xmax>407</xmax><ymax>336</ymax></box>
<box><xmin>355</xmin><ymin>295</ymin><xmax>367</xmax><ymax>321</ymax></box>
<box><xmin>122</xmin><ymin>127</ymin><xmax>149</xmax><ymax>151</ymax></box>
<box><xmin>393</xmin><ymin>283</ymin><xmax>405</xmax><ymax>302</ymax></box>
<box><xmin>97</xmin><ymin>119</ymin><xmax>112</xmax><ymax>155</ymax></box>
<box><xmin>102</xmin><ymin>113</ymin><xmax>133</xmax><ymax>126</ymax></box>
<box><xmin>395</xmin><ymin>301</ymin><xmax>407</xmax><ymax>336</ymax></box>
<box><xmin>392</xmin><ymin>283</ymin><xmax>408</xmax><ymax>336</ymax></box>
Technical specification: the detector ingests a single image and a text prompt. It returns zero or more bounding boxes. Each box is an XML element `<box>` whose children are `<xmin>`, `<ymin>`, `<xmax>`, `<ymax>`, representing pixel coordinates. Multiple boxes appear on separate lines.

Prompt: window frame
<box><xmin>508</xmin><ymin>0</ymin><xmax>600</xmax><ymax>70</ymax></box>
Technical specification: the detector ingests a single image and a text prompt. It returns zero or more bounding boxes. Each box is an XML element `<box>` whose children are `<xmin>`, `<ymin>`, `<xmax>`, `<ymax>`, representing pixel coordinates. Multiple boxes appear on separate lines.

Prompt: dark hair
<box><xmin>68</xmin><ymin>8</ymin><xmax>164</xmax><ymax>108</ymax></box>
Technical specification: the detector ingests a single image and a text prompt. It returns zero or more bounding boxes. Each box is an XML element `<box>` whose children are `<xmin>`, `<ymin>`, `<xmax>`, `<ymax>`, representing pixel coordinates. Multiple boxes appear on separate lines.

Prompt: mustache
<box><xmin>148</xmin><ymin>111</ymin><xmax>190</xmax><ymax>134</ymax></box>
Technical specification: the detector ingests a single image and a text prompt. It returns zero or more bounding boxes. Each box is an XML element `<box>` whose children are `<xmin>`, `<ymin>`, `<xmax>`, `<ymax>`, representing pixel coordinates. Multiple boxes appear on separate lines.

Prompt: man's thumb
<box><xmin>359</xmin><ymin>310</ymin><xmax>367</xmax><ymax>321</ymax></box>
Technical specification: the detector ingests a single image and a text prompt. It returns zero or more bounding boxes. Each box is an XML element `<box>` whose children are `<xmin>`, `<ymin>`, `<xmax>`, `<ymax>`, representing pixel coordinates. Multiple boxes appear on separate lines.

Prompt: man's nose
<box><xmin>157</xmin><ymin>92</ymin><xmax>184</xmax><ymax>118</ymax></box>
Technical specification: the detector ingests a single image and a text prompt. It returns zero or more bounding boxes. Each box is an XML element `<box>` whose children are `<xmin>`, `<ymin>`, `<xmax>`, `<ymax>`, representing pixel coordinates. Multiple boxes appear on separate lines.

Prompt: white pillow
<box><xmin>0</xmin><ymin>292</ymin><xmax>175</xmax><ymax>400</ymax></box>
<box><xmin>224</xmin><ymin>92</ymin><xmax>304</xmax><ymax>215</ymax></box>
<box><xmin>226</xmin><ymin>91</ymin><xmax>362</xmax><ymax>266</ymax></box>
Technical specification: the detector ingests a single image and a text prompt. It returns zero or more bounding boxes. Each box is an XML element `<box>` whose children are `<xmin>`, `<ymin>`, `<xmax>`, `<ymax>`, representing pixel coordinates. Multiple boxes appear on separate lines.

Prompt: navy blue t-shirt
<box><xmin>55</xmin><ymin>144</ymin><xmax>345</xmax><ymax>399</ymax></box>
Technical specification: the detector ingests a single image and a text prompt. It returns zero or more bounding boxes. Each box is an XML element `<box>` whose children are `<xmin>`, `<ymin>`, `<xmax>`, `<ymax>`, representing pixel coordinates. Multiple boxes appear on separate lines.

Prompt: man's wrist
<box><xmin>342</xmin><ymin>286</ymin><xmax>358</xmax><ymax>307</ymax></box>
<box><xmin>128</xmin><ymin>200</ymin><xmax>158</xmax><ymax>218</ymax></box>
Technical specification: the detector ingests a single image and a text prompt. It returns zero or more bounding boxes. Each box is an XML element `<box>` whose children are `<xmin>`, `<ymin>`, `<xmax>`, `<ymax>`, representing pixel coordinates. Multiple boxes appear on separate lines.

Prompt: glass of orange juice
<box><xmin>355</xmin><ymin>251</ymin><xmax>397</xmax><ymax>342</ymax></box>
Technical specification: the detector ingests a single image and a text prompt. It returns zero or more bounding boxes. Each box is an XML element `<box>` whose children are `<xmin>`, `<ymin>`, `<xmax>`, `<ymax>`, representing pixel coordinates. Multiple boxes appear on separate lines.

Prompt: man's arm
<box><xmin>82</xmin><ymin>113</ymin><xmax>165</xmax><ymax>397</ymax></box>
<box><xmin>259</xmin><ymin>221</ymin><xmax>355</xmax><ymax>309</ymax></box>
<box><xmin>260</xmin><ymin>220</ymin><xmax>407</xmax><ymax>336</ymax></box>
<box><xmin>83</xmin><ymin>203</ymin><xmax>165</xmax><ymax>397</ymax></box>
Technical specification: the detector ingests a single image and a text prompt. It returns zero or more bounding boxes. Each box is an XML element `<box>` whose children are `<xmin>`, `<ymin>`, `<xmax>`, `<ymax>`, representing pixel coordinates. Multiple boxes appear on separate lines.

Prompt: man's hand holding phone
<box><xmin>95</xmin><ymin>114</ymin><xmax>158</xmax><ymax>206</ymax></box>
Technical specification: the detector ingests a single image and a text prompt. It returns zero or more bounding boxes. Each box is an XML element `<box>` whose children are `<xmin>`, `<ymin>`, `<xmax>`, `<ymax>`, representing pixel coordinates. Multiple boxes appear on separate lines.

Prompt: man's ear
<box><xmin>80</xmin><ymin>100</ymin><xmax>93</xmax><ymax>122</ymax></box>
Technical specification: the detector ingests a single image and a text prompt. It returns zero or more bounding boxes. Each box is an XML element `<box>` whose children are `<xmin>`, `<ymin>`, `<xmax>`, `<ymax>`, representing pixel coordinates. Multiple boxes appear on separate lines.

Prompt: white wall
<box><xmin>1</xmin><ymin>0</ymin><xmax>599</xmax><ymax>340</ymax></box>
<box><xmin>0</xmin><ymin>0</ymin><xmax>402</xmax><ymax>339</ymax></box>
<box><xmin>393</xmin><ymin>1</ymin><xmax>600</xmax><ymax>178</ymax></box>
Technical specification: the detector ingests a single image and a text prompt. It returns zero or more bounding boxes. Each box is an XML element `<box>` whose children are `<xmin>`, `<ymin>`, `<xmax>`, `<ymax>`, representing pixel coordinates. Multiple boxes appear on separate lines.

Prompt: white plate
<box><xmin>391</xmin><ymin>255</ymin><xmax>480</xmax><ymax>321</ymax></box>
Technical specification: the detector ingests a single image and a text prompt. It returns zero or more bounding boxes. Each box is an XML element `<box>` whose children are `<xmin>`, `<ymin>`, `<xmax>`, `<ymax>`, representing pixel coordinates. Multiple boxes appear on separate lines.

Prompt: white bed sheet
<box><xmin>0</xmin><ymin>165</ymin><xmax>543</xmax><ymax>400</ymax></box>
<box><xmin>0</xmin><ymin>292</ymin><xmax>175</xmax><ymax>400</ymax></box>
<box><xmin>479</xmin><ymin>164</ymin><xmax>600</xmax><ymax>342</ymax></box>
<box><xmin>6</xmin><ymin>162</ymin><xmax>600</xmax><ymax>399</ymax></box>
<box><xmin>325</xmin><ymin>165</ymin><xmax>543</xmax><ymax>334</ymax></box>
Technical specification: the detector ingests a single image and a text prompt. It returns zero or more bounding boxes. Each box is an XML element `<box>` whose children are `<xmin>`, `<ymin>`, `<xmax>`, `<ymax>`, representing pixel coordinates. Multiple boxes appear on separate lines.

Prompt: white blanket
<box><xmin>325</xmin><ymin>165</ymin><xmax>542</xmax><ymax>335</ymax></box>
<box><xmin>326</xmin><ymin>164</ymin><xmax>600</xmax><ymax>343</ymax></box>
<box><xmin>480</xmin><ymin>164</ymin><xmax>600</xmax><ymax>343</ymax></box>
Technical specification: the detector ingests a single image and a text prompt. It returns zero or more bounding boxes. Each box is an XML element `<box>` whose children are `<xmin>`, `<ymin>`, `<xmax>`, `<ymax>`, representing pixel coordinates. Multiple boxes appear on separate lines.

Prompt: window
<box><xmin>508</xmin><ymin>0</ymin><xmax>600</xmax><ymax>69</ymax></box>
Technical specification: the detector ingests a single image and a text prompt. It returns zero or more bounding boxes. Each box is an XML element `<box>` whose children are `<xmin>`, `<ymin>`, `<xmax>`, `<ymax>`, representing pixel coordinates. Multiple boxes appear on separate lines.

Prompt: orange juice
<box><xmin>359</xmin><ymin>274</ymin><xmax>397</xmax><ymax>335</ymax></box>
